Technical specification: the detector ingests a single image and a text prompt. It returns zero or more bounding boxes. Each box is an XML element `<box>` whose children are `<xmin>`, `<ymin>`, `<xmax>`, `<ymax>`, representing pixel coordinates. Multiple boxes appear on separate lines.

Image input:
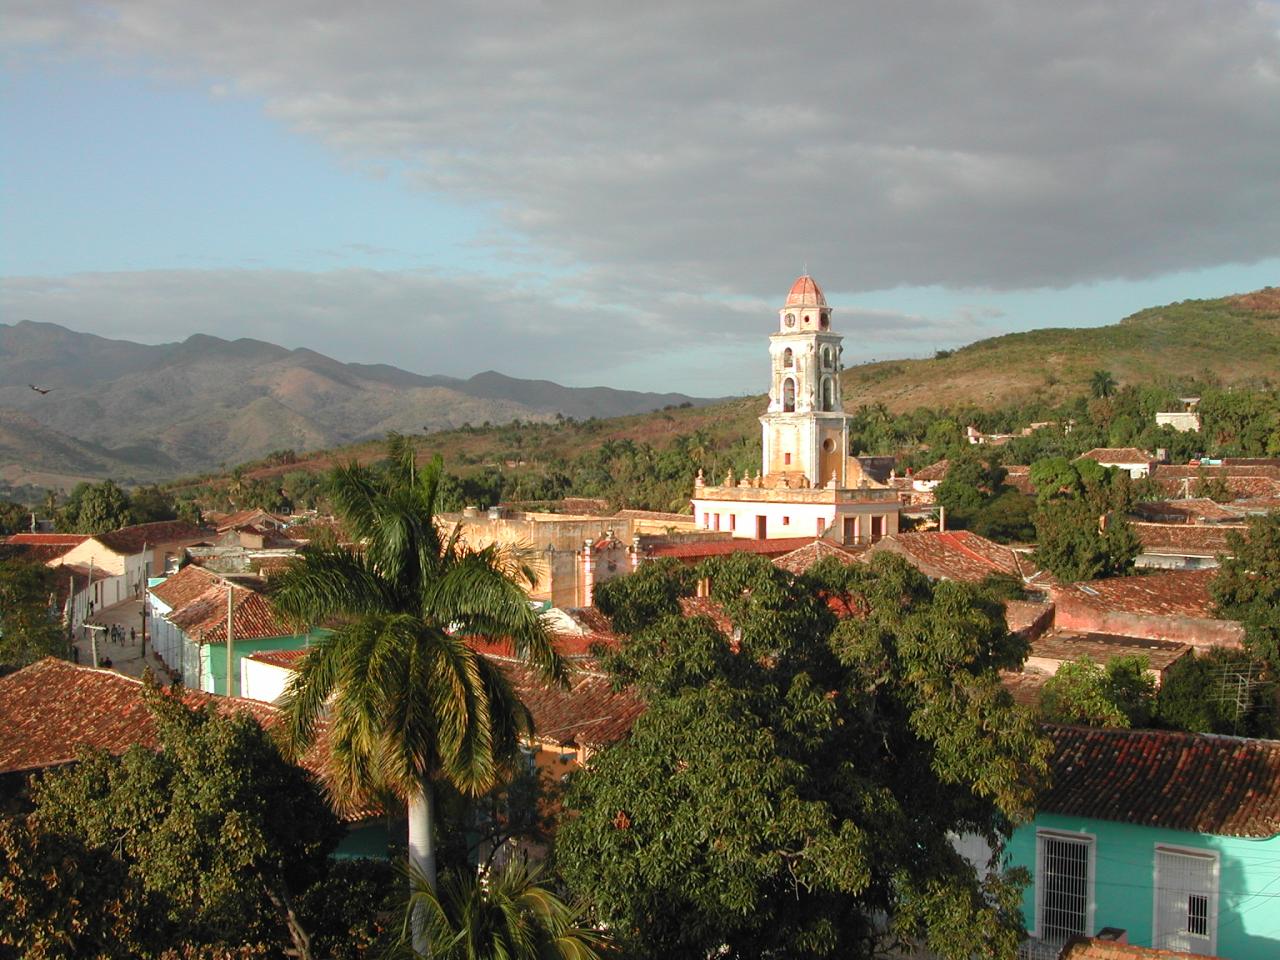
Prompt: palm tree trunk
<box><xmin>407</xmin><ymin>776</ymin><xmax>437</xmax><ymax>956</ymax></box>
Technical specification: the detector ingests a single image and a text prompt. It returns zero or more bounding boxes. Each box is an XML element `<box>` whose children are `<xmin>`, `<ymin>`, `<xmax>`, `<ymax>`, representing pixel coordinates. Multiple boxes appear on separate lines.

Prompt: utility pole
<box><xmin>86</xmin><ymin>555</ymin><xmax>95</xmax><ymax>665</ymax></box>
<box><xmin>226</xmin><ymin>582</ymin><xmax>235</xmax><ymax>698</ymax></box>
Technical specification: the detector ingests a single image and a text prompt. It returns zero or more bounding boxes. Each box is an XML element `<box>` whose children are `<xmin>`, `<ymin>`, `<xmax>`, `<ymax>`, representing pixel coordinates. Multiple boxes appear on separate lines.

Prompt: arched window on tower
<box><xmin>822</xmin><ymin>346</ymin><xmax>833</xmax><ymax>369</ymax></box>
<box><xmin>783</xmin><ymin>347</ymin><xmax>794</xmax><ymax>368</ymax></box>
<box><xmin>821</xmin><ymin>377</ymin><xmax>834</xmax><ymax>411</ymax></box>
<box><xmin>783</xmin><ymin>377</ymin><xmax>796</xmax><ymax>412</ymax></box>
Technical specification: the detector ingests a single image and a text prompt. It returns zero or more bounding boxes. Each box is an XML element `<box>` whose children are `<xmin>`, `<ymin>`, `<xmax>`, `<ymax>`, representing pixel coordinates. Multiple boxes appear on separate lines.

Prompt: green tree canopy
<box><xmin>3</xmin><ymin>684</ymin><xmax>382</xmax><ymax>960</ymax></box>
<box><xmin>1038</xmin><ymin>656</ymin><xmax>1156</xmax><ymax>729</ymax></box>
<box><xmin>1030</xmin><ymin>458</ymin><xmax>1139</xmax><ymax>582</ymax></box>
<box><xmin>559</xmin><ymin>553</ymin><xmax>1049</xmax><ymax>960</ymax></box>
<box><xmin>1211</xmin><ymin>513</ymin><xmax>1280</xmax><ymax>669</ymax></box>
<box><xmin>1155</xmin><ymin>647</ymin><xmax>1276</xmax><ymax>737</ymax></box>
<box><xmin>56</xmin><ymin>480</ymin><xmax>132</xmax><ymax>534</ymax></box>
<box><xmin>0</xmin><ymin>559</ymin><xmax>67</xmax><ymax>669</ymax></box>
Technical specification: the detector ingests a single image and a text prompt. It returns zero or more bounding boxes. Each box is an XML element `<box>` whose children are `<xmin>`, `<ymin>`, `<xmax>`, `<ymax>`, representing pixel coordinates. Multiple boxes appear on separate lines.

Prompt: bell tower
<box><xmin>759</xmin><ymin>275</ymin><xmax>850</xmax><ymax>486</ymax></box>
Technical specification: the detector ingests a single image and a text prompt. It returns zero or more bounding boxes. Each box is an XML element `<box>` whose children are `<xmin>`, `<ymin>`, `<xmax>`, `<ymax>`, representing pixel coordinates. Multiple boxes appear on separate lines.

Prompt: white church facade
<box><xmin>690</xmin><ymin>275</ymin><xmax>903</xmax><ymax>544</ymax></box>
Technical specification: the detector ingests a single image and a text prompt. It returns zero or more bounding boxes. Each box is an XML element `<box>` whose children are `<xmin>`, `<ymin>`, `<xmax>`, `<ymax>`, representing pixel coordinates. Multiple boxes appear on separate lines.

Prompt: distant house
<box><xmin>1050</xmin><ymin>569</ymin><xmax>1244</xmax><ymax>652</ymax></box>
<box><xmin>1155</xmin><ymin>397</ymin><xmax>1202</xmax><ymax>433</ymax></box>
<box><xmin>1006</xmin><ymin>724</ymin><xmax>1280</xmax><ymax>958</ymax></box>
<box><xmin>862</xmin><ymin>530</ymin><xmax>1057</xmax><ymax>594</ymax></box>
<box><xmin>1131</xmin><ymin>522</ymin><xmax>1246</xmax><ymax>571</ymax></box>
<box><xmin>1078</xmin><ymin>448</ymin><xmax>1156</xmax><ymax>479</ymax></box>
<box><xmin>1149</xmin><ymin>464</ymin><xmax>1280</xmax><ymax>502</ymax></box>
<box><xmin>1132</xmin><ymin>499</ymin><xmax>1241</xmax><ymax>525</ymax></box>
<box><xmin>1024</xmin><ymin>630</ymin><xmax>1192</xmax><ymax>685</ymax></box>
<box><xmin>147</xmin><ymin>565</ymin><xmax>315</xmax><ymax>696</ymax></box>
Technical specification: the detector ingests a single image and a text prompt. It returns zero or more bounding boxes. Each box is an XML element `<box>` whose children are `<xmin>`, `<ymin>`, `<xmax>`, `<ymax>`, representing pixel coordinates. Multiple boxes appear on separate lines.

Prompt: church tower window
<box><xmin>783</xmin><ymin>347</ymin><xmax>794</xmax><ymax>368</ymax></box>
<box><xmin>821</xmin><ymin>377</ymin><xmax>835</xmax><ymax>412</ymax></box>
<box><xmin>782</xmin><ymin>377</ymin><xmax>796</xmax><ymax>412</ymax></box>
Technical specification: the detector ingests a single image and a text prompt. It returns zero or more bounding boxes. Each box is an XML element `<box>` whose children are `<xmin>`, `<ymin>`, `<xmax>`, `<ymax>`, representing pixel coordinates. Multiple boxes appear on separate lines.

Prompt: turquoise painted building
<box><xmin>1007</xmin><ymin>725</ymin><xmax>1280</xmax><ymax>959</ymax></box>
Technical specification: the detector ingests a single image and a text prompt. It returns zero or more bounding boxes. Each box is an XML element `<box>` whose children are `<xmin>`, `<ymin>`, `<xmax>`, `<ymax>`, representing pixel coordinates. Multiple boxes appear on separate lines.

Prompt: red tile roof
<box><xmin>244</xmin><ymin>648</ymin><xmax>311</xmax><ymax>669</ymax></box>
<box><xmin>647</xmin><ymin>536</ymin><xmax>819</xmax><ymax>561</ymax></box>
<box><xmin>1155</xmin><ymin>463</ymin><xmax>1280</xmax><ymax>480</ymax></box>
<box><xmin>1042</xmin><ymin>724</ymin><xmax>1280</xmax><ymax>838</ymax></box>
<box><xmin>678</xmin><ymin>596</ymin><xmax>736</xmax><ymax>637</ymax></box>
<box><xmin>1131</xmin><ymin>522</ymin><xmax>1245</xmax><ymax>557</ymax></box>
<box><xmin>1078</xmin><ymin>448</ymin><xmax>1153</xmax><ymax>464</ymax></box>
<box><xmin>912</xmin><ymin>459</ymin><xmax>950</xmax><ymax>481</ymax></box>
<box><xmin>865</xmin><ymin>531</ymin><xmax>1056</xmax><ymax>586</ymax></box>
<box><xmin>95</xmin><ymin>520</ymin><xmax>212</xmax><ymax>555</ymax></box>
<box><xmin>215</xmin><ymin>508</ymin><xmax>285</xmax><ymax>533</ymax></box>
<box><xmin>5</xmin><ymin>533</ymin><xmax>90</xmax><ymax>546</ymax></box>
<box><xmin>1059</xmin><ymin>938</ymin><xmax>1210</xmax><ymax>960</ymax></box>
<box><xmin>1055</xmin><ymin>569</ymin><xmax>1221</xmax><ymax>619</ymax></box>
<box><xmin>784</xmin><ymin>274</ymin><xmax>826</xmax><ymax>307</ymax></box>
<box><xmin>497</xmin><ymin>659</ymin><xmax>644</xmax><ymax>748</ymax></box>
<box><xmin>0</xmin><ymin>658</ymin><xmax>376</xmax><ymax>820</ymax></box>
<box><xmin>149</xmin><ymin>563</ymin><xmax>221</xmax><ymax>610</ymax></box>
<box><xmin>1132</xmin><ymin>498</ymin><xmax>1241</xmax><ymax>524</ymax></box>
<box><xmin>1028</xmin><ymin>630</ymin><xmax>1191</xmax><ymax>672</ymax></box>
<box><xmin>771</xmin><ymin>538</ymin><xmax>864</xmax><ymax>574</ymax></box>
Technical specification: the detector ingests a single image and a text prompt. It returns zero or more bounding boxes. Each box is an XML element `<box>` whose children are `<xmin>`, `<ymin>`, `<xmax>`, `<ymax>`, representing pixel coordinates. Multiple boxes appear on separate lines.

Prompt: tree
<box><xmin>1038</xmin><ymin>656</ymin><xmax>1156</xmax><ymax>728</ymax></box>
<box><xmin>269</xmin><ymin>434</ymin><xmax>564</xmax><ymax>954</ymax></box>
<box><xmin>1030</xmin><ymin>458</ymin><xmax>1139</xmax><ymax>582</ymax></box>
<box><xmin>1089</xmin><ymin>370</ymin><xmax>1117</xmax><ymax>399</ymax></box>
<box><xmin>1211</xmin><ymin>513</ymin><xmax>1280</xmax><ymax>669</ymax></box>
<box><xmin>935</xmin><ymin>450</ymin><xmax>1010</xmax><ymax>533</ymax></box>
<box><xmin>1155</xmin><ymin>647</ymin><xmax>1276</xmax><ymax>737</ymax></box>
<box><xmin>0</xmin><ymin>560</ymin><xmax>67</xmax><ymax>669</ymax></box>
<box><xmin>57</xmin><ymin>480</ymin><xmax>132</xmax><ymax>534</ymax></box>
<box><xmin>560</xmin><ymin>553</ymin><xmax>1049</xmax><ymax>960</ymax></box>
<box><xmin>395</xmin><ymin>860</ymin><xmax>606</xmax><ymax>960</ymax></box>
<box><xmin>7</xmin><ymin>685</ymin><xmax>366</xmax><ymax>959</ymax></box>
<box><xmin>128</xmin><ymin>485</ymin><xmax>178</xmax><ymax>525</ymax></box>
<box><xmin>0</xmin><ymin>501</ymin><xmax>29</xmax><ymax>535</ymax></box>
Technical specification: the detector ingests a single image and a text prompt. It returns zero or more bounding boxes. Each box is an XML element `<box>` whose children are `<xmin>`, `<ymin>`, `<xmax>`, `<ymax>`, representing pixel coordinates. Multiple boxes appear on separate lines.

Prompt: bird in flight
<box><xmin>28</xmin><ymin>384</ymin><xmax>52</xmax><ymax>395</ymax></box>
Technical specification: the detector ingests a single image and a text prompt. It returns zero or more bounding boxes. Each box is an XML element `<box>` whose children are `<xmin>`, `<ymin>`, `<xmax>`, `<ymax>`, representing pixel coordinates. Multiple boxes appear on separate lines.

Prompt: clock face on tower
<box><xmin>784</xmin><ymin>313</ymin><xmax>796</xmax><ymax>328</ymax></box>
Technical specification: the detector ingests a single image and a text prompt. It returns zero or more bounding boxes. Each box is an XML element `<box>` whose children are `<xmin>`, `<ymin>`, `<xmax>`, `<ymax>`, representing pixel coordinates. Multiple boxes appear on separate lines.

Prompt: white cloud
<box><xmin>5</xmin><ymin>0</ymin><xmax>1277</xmax><ymax>299</ymax></box>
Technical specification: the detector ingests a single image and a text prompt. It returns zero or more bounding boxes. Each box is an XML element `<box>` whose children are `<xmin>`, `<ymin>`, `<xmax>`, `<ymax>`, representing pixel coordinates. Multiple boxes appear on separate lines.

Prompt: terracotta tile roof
<box><xmin>562</xmin><ymin>606</ymin><xmax>617</xmax><ymax>637</ymax></box>
<box><xmin>1005</xmin><ymin>599</ymin><xmax>1054</xmax><ymax>639</ymax></box>
<box><xmin>1078</xmin><ymin>448</ymin><xmax>1154</xmax><ymax>464</ymax></box>
<box><xmin>865</xmin><ymin>531</ymin><xmax>1057</xmax><ymax>587</ymax></box>
<box><xmin>648</xmin><ymin>536</ymin><xmax>823</xmax><ymax>561</ymax></box>
<box><xmin>678</xmin><ymin>596</ymin><xmax>736</xmax><ymax>636</ymax></box>
<box><xmin>1042</xmin><ymin>723</ymin><xmax>1280</xmax><ymax>838</ymax></box>
<box><xmin>911</xmin><ymin>459</ymin><xmax>950</xmax><ymax>481</ymax></box>
<box><xmin>214</xmin><ymin>508</ymin><xmax>285</xmax><ymax>533</ymax></box>
<box><xmin>1055</xmin><ymin>569</ymin><xmax>1221</xmax><ymax>619</ymax></box>
<box><xmin>1</xmin><ymin>542</ymin><xmax>79</xmax><ymax>565</ymax></box>
<box><xmin>1131</xmin><ymin>522</ymin><xmax>1245</xmax><ymax>556</ymax></box>
<box><xmin>1059</xmin><ymin>936</ymin><xmax>1215</xmax><ymax>960</ymax></box>
<box><xmin>5</xmin><ymin>533</ymin><xmax>90</xmax><ymax>546</ymax></box>
<box><xmin>466</xmin><ymin>632</ymin><xmax>619</xmax><ymax>661</ymax></box>
<box><xmin>149</xmin><ymin>563</ymin><xmax>221</xmax><ymax>609</ymax></box>
<box><xmin>1000</xmin><ymin>668</ymin><xmax>1049</xmax><ymax>706</ymax></box>
<box><xmin>0</xmin><ymin>658</ymin><xmax>376</xmax><ymax>821</ymax></box>
<box><xmin>1155</xmin><ymin>463</ymin><xmax>1280</xmax><ymax>480</ymax></box>
<box><xmin>1002</xmin><ymin>464</ymin><xmax>1037</xmax><ymax>496</ymax></box>
<box><xmin>244</xmin><ymin>648</ymin><xmax>311</xmax><ymax>669</ymax></box>
<box><xmin>1029</xmin><ymin>630</ymin><xmax>1191</xmax><ymax>672</ymax></box>
<box><xmin>496</xmin><ymin>659</ymin><xmax>644</xmax><ymax>748</ymax></box>
<box><xmin>1132</xmin><ymin>498</ymin><xmax>1241</xmax><ymax>524</ymax></box>
<box><xmin>191</xmin><ymin>588</ymin><xmax>293</xmax><ymax>644</ymax></box>
<box><xmin>784</xmin><ymin>274</ymin><xmax>826</xmax><ymax>307</ymax></box>
<box><xmin>771</xmin><ymin>538</ymin><xmax>865</xmax><ymax>574</ymax></box>
<box><xmin>95</xmin><ymin>520</ymin><xmax>213</xmax><ymax>555</ymax></box>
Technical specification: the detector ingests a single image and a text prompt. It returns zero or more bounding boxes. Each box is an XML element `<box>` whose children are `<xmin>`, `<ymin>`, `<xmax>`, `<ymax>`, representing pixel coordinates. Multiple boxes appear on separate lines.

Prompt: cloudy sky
<box><xmin>3</xmin><ymin>1</ymin><xmax>1279</xmax><ymax>395</ymax></box>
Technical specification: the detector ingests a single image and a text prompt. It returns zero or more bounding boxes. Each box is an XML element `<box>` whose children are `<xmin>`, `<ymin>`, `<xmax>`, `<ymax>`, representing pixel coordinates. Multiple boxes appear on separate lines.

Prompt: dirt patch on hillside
<box><xmin>1232</xmin><ymin>288</ymin><xmax>1280</xmax><ymax>313</ymax></box>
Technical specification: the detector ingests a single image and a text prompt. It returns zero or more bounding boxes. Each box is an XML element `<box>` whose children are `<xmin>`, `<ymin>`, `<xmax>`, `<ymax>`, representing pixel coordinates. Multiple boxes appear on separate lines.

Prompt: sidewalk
<box><xmin>74</xmin><ymin>598</ymin><xmax>171</xmax><ymax>680</ymax></box>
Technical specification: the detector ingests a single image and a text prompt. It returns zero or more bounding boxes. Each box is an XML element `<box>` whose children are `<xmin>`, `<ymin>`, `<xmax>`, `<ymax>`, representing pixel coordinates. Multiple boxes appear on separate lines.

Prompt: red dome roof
<box><xmin>785</xmin><ymin>275</ymin><xmax>826</xmax><ymax>308</ymax></box>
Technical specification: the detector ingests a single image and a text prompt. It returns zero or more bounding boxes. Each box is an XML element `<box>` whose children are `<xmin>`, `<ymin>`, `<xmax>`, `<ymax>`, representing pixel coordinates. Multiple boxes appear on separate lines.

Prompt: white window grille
<box><xmin>1153</xmin><ymin>846</ymin><xmax>1218</xmax><ymax>955</ymax></box>
<box><xmin>1035</xmin><ymin>832</ymin><xmax>1093</xmax><ymax>945</ymax></box>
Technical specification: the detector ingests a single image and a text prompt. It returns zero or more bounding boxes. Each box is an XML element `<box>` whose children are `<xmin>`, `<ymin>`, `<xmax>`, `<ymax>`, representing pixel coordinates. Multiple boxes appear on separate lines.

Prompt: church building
<box><xmin>690</xmin><ymin>275</ymin><xmax>903</xmax><ymax>544</ymax></box>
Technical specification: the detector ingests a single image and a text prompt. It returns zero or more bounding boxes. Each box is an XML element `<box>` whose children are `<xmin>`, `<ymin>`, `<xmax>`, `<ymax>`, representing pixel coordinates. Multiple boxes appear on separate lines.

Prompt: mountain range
<box><xmin>0</xmin><ymin>322</ymin><xmax>707</xmax><ymax>487</ymax></box>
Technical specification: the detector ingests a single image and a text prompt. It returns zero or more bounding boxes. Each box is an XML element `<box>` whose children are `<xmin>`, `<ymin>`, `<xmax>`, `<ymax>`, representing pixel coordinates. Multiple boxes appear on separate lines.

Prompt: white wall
<box><xmin>240</xmin><ymin>658</ymin><xmax>295</xmax><ymax>703</ymax></box>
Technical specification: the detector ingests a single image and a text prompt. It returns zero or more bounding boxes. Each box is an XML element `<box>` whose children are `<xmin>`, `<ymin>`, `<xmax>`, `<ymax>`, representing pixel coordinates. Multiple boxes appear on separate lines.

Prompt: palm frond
<box><xmin>269</xmin><ymin>545</ymin><xmax>395</xmax><ymax>627</ymax></box>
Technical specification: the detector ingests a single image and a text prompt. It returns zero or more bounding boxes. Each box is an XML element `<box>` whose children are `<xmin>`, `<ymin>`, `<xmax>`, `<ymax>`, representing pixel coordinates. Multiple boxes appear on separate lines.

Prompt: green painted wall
<box><xmin>334</xmin><ymin>821</ymin><xmax>396</xmax><ymax>860</ymax></box>
<box><xmin>199</xmin><ymin>633</ymin><xmax>310</xmax><ymax>697</ymax></box>
<box><xmin>1008</xmin><ymin>812</ymin><xmax>1280</xmax><ymax>958</ymax></box>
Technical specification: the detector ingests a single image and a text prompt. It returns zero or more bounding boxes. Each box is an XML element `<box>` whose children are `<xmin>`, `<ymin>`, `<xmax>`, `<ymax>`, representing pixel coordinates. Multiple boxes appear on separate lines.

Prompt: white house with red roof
<box><xmin>691</xmin><ymin>276</ymin><xmax>903</xmax><ymax>545</ymax></box>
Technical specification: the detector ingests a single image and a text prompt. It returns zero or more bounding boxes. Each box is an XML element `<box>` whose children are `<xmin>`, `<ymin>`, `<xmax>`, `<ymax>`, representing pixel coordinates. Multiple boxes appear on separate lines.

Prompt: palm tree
<box><xmin>1090</xmin><ymin>369</ymin><xmax>1118</xmax><ymax>399</ymax></box>
<box><xmin>398</xmin><ymin>859</ymin><xmax>607</xmax><ymax>960</ymax></box>
<box><xmin>269</xmin><ymin>434</ymin><xmax>565</xmax><ymax>953</ymax></box>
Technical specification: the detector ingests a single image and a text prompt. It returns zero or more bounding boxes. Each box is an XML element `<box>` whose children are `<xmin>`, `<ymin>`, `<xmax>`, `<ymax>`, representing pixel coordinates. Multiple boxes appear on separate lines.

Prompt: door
<box><xmin>1153</xmin><ymin>848</ymin><xmax>1217</xmax><ymax>955</ymax></box>
<box><xmin>842</xmin><ymin>517</ymin><xmax>857</xmax><ymax>544</ymax></box>
<box><xmin>870</xmin><ymin>515</ymin><xmax>885</xmax><ymax>542</ymax></box>
<box><xmin>755</xmin><ymin>516</ymin><xmax>767</xmax><ymax>539</ymax></box>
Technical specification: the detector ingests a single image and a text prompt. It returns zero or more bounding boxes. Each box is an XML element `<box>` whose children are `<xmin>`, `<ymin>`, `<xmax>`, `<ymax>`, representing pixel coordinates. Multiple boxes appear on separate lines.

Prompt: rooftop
<box><xmin>1131</xmin><ymin>521</ymin><xmax>1245</xmax><ymax>556</ymax></box>
<box><xmin>95</xmin><ymin>520</ymin><xmax>212</xmax><ymax>555</ymax></box>
<box><xmin>1029</xmin><ymin>630</ymin><xmax>1191</xmax><ymax>672</ymax></box>
<box><xmin>1059</xmin><ymin>937</ymin><xmax>1213</xmax><ymax>960</ymax></box>
<box><xmin>784</xmin><ymin>274</ymin><xmax>826</xmax><ymax>308</ymax></box>
<box><xmin>1078</xmin><ymin>448</ymin><xmax>1154</xmax><ymax>464</ymax></box>
<box><xmin>1042</xmin><ymin>724</ymin><xmax>1280</xmax><ymax>838</ymax></box>
<box><xmin>864</xmin><ymin>531</ymin><xmax>1056</xmax><ymax>586</ymax></box>
<box><xmin>771</xmin><ymin>538</ymin><xmax>865</xmax><ymax>574</ymax></box>
<box><xmin>1055</xmin><ymin>568</ymin><xmax>1222</xmax><ymax>619</ymax></box>
<box><xmin>1132</xmin><ymin>498</ymin><xmax>1241</xmax><ymax>524</ymax></box>
<box><xmin>647</xmin><ymin>536</ymin><xmax>818</xmax><ymax>561</ymax></box>
<box><xmin>4</xmin><ymin>533</ymin><xmax>90</xmax><ymax>546</ymax></box>
<box><xmin>149</xmin><ymin>563</ymin><xmax>221</xmax><ymax>610</ymax></box>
